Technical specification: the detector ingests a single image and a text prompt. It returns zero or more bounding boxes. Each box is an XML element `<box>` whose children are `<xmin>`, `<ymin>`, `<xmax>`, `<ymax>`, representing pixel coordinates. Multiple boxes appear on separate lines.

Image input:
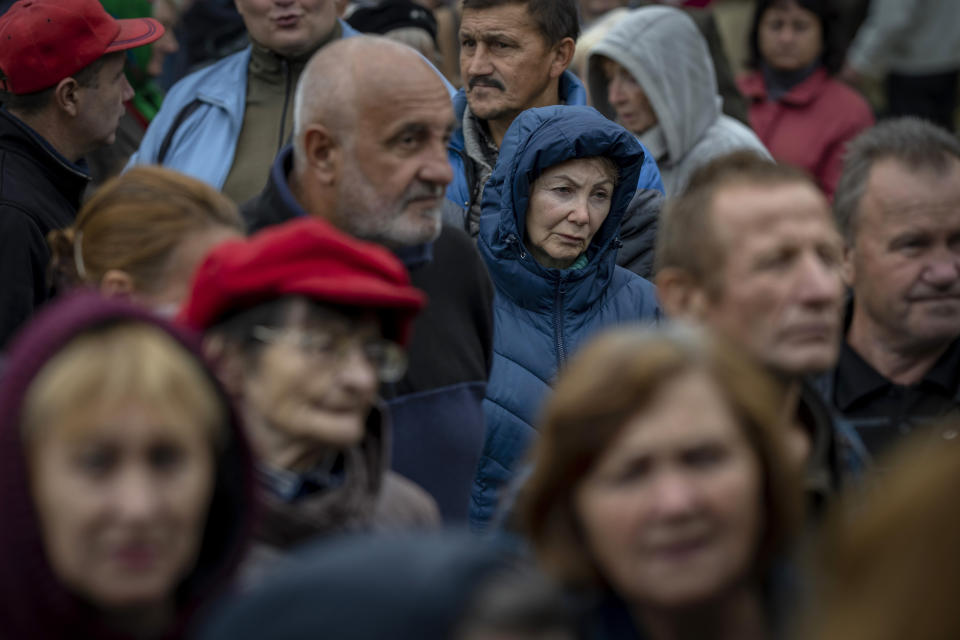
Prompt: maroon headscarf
<box><xmin>0</xmin><ymin>291</ymin><xmax>256</xmax><ymax>640</ymax></box>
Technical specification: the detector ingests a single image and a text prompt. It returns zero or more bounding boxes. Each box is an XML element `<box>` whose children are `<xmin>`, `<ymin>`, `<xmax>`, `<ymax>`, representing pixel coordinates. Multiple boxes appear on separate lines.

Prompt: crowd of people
<box><xmin>0</xmin><ymin>0</ymin><xmax>958</xmax><ymax>638</ymax></box>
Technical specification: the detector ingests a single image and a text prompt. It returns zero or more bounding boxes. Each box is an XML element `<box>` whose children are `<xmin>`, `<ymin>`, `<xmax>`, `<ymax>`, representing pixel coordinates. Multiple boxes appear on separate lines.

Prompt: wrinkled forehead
<box><xmin>710</xmin><ymin>181</ymin><xmax>836</xmax><ymax>253</ymax></box>
<box><xmin>860</xmin><ymin>158</ymin><xmax>960</xmax><ymax>234</ymax></box>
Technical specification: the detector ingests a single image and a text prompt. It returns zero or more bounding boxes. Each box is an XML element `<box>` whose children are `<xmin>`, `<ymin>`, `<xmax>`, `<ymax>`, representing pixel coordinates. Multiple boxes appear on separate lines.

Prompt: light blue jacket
<box><xmin>471</xmin><ymin>105</ymin><xmax>661</xmax><ymax>529</ymax></box>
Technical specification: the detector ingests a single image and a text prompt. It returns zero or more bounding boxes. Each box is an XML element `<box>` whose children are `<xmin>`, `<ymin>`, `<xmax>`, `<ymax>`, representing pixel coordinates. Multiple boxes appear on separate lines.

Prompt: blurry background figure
<box><xmin>570</xmin><ymin>7</ymin><xmax>630</xmax><ymax>80</ymax></box>
<box><xmin>519</xmin><ymin>325</ymin><xmax>804</xmax><ymax>640</ymax></box>
<box><xmin>347</xmin><ymin>1</ymin><xmax>443</xmax><ymax>74</ymax></box>
<box><xmin>801</xmin><ymin>425</ymin><xmax>960</xmax><ymax>640</ymax></box>
<box><xmin>180</xmin><ymin>218</ymin><xmax>440</xmax><ymax>585</ymax></box>
<box><xmin>656</xmin><ymin>152</ymin><xmax>855</xmax><ymax>500</ymax></box>
<box><xmin>198</xmin><ymin>532</ymin><xmax>563</xmax><ymax>640</ymax></box>
<box><xmin>47</xmin><ymin>167</ymin><xmax>243</xmax><ymax>317</ymax></box>
<box><xmin>159</xmin><ymin>0</ymin><xmax>248</xmax><ymax>88</ymax></box>
<box><xmin>0</xmin><ymin>292</ymin><xmax>254</xmax><ymax>640</ymax></box>
<box><xmin>586</xmin><ymin>6</ymin><xmax>767</xmax><ymax>197</ymax></box>
<box><xmin>85</xmin><ymin>0</ymin><xmax>184</xmax><ymax>191</ymax></box>
<box><xmin>578</xmin><ymin>0</ymin><xmax>629</xmax><ymax>28</ymax></box>
<box><xmin>737</xmin><ymin>0</ymin><xmax>874</xmax><ymax>198</ymax></box>
<box><xmin>842</xmin><ymin>0</ymin><xmax>960</xmax><ymax>132</ymax></box>
<box><xmin>470</xmin><ymin>105</ymin><xmax>660</xmax><ymax>530</ymax></box>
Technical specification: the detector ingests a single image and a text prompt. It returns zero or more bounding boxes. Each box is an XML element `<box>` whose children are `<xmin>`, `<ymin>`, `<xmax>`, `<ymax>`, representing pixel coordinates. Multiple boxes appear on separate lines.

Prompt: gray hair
<box><xmin>834</xmin><ymin>117</ymin><xmax>960</xmax><ymax>245</ymax></box>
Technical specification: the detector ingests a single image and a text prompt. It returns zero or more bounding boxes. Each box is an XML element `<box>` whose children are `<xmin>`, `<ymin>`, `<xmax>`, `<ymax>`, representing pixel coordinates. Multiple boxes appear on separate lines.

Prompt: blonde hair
<box><xmin>47</xmin><ymin>166</ymin><xmax>243</xmax><ymax>294</ymax></box>
<box><xmin>21</xmin><ymin>323</ymin><xmax>226</xmax><ymax>448</ymax></box>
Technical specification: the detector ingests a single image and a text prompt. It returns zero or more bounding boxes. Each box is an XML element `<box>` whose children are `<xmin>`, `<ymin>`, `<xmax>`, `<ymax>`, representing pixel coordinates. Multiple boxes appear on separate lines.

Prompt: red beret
<box><xmin>178</xmin><ymin>218</ymin><xmax>426</xmax><ymax>345</ymax></box>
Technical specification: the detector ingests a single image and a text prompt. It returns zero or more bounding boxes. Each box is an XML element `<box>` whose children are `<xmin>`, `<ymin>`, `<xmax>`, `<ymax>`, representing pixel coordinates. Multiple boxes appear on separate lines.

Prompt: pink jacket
<box><xmin>738</xmin><ymin>68</ymin><xmax>874</xmax><ymax>198</ymax></box>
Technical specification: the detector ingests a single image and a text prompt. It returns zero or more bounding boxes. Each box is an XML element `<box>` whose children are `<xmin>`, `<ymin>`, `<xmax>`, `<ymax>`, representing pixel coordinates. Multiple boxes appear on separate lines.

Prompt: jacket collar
<box><xmin>0</xmin><ymin>108</ymin><xmax>90</xmax><ymax>201</ymax></box>
<box><xmin>740</xmin><ymin>67</ymin><xmax>829</xmax><ymax>107</ymax></box>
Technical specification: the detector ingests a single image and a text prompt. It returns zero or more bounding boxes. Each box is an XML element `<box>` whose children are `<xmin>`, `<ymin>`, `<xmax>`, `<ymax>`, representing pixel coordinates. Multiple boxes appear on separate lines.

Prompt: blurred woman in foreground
<box><xmin>520</xmin><ymin>325</ymin><xmax>804</xmax><ymax>640</ymax></box>
<box><xmin>0</xmin><ymin>292</ymin><xmax>254</xmax><ymax>639</ymax></box>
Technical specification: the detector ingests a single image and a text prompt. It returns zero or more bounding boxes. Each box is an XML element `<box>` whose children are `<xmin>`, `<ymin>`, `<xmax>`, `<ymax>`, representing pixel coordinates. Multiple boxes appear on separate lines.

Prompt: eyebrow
<box><xmin>543</xmin><ymin>173</ymin><xmax>615</xmax><ymax>187</ymax></box>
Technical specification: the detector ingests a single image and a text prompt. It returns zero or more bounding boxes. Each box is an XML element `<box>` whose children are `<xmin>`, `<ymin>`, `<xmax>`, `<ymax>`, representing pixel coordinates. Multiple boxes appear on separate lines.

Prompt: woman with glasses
<box><xmin>178</xmin><ymin>217</ymin><xmax>441</xmax><ymax>585</ymax></box>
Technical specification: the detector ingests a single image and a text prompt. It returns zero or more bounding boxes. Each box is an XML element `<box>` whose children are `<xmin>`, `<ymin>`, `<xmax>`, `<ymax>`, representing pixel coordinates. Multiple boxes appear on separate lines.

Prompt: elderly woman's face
<box><xmin>29</xmin><ymin>402</ymin><xmax>215</xmax><ymax>610</ymax></box>
<box><xmin>574</xmin><ymin>370</ymin><xmax>762</xmax><ymax>609</ymax></box>
<box><xmin>758</xmin><ymin>2</ymin><xmax>823</xmax><ymax>72</ymax></box>
<box><xmin>525</xmin><ymin>158</ymin><xmax>616</xmax><ymax>270</ymax></box>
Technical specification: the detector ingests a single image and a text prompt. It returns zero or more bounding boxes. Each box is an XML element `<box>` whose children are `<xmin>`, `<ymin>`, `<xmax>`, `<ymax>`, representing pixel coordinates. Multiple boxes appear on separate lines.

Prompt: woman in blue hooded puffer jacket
<box><xmin>471</xmin><ymin>105</ymin><xmax>662</xmax><ymax>529</ymax></box>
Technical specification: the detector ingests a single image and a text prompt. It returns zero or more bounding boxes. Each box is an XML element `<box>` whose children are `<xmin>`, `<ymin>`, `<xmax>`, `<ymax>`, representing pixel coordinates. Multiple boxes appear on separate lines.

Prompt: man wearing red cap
<box><xmin>0</xmin><ymin>0</ymin><xmax>163</xmax><ymax>348</ymax></box>
<box><xmin>179</xmin><ymin>217</ymin><xmax>440</xmax><ymax>583</ymax></box>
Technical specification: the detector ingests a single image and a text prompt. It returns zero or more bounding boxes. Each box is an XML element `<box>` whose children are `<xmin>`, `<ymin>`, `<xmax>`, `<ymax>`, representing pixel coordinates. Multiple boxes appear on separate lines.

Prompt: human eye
<box><xmin>756</xmin><ymin>248</ymin><xmax>794</xmax><ymax>271</ymax></box>
<box><xmin>891</xmin><ymin>234</ymin><xmax>929</xmax><ymax>254</ymax></box>
<box><xmin>591</xmin><ymin>188</ymin><xmax>611</xmax><ymax>201</ymax></box>
<box><xmin>148</xmin><ymin>442</ymin><xmax>186</xmax><ymax>473</ymax></box>
<box><xmin>75</xmin><ymin>446</ymin><xmax>117</xmax><ymax>477</ymax></box>
<box><xmin>606</xmin><ymin>458</ymin><xmax>651</xmax><ymax>486</ymax></box>
<box><xmin>683</xmin><ymin>444</ymin><xmax>727</xmax><ymax>470</ymax></box>
<box><xmin>460</xmin><ymin>35</ymin><xmax>476</xmax><ymax>50</ymax></box>
<box><xmin>300</xmin><ymin>332</ymin><xmax>337</xmax><ymax>357</ymax></box>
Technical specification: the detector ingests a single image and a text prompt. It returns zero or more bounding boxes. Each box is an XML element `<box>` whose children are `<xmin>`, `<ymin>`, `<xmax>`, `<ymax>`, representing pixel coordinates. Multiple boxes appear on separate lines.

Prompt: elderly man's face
<box><xmin>700</xmin><ymin>182</ymin><xmax>845</xmax><ymax>377</ymax></box>
<box><xmin>235</xmin><ymin>0</ymin><xmax>338</xmax><ymax>58</ymax></box>
<box><xmin>334</xmin><ymin>63</ymin><xmax>455</xmax><ymax>248</ymax></box>
<box><xmin>846</xmin><ymin>158</ymin><xmax>960</xmax><ymax>352</ymax></box>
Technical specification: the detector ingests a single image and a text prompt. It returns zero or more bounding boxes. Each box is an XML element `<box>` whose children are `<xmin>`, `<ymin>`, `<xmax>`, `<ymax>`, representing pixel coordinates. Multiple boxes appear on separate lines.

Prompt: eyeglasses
<box><xmin>251</xmin><ymin>326</ymin><xmax>408</xmax><ymax>383</ymax></box>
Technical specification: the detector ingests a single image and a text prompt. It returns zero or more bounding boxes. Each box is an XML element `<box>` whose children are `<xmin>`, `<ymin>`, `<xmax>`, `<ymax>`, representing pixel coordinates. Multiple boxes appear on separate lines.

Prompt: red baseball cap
<box><xmin>0</xmin><ymin>0</ymin><xmax>164</xmax><ymax>94</ymax></box>
<box><xmin>178</xmin><ymin>217</ymin><xmax>428</xmax><ymax>346</ymax></box>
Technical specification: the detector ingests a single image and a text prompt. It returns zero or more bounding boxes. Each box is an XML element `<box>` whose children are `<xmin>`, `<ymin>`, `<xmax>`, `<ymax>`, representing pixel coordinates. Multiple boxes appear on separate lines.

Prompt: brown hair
<box><xmin>48</xmin><ymin>166</ymin><xmax>243</xmax><ymax>294</ymax></box>
<box><xmin>801</xmin><ymin>430</ymin><xmax>960</xmax><ymax>640</ymax></box>
<box><xmin>655</xmin><ymin>151</ymin><xmax>817</xmax><ymax>293</ymax></box>
<box><xmin>517</xmin><ymin>324</ymin><xmax>803</xmax><ymax>588</ymax></box>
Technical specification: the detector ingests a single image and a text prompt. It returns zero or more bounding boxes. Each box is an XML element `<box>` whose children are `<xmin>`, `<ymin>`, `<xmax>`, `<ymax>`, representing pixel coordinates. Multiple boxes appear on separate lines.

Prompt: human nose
<box><xmin>567</xmin><ymin>194</ymin><xmax>591</xmax><ymax>226</ymax></box>
<box><xmin>121</xmin><ymin>75</ymin><xmax>135</xmax><ymax>102</ymax></box>
<box><xmin>464</xmin><ymin>43</ymin><xmax>493</xmax><ymax>78</ymax></box>
<box><xmin>420</xmin><ymin>137</ymin><xmax>454</xmax><ymax>188</ymax></box>
<box><xmin>650</xmin><ymin>469</ymin><xmax>699</xmax><ymax>518</ymax></box>
<box><xmin>921</xmin><ymin>250</ymin><xmax>960</xmax><ymax>289</ymax></box>
<box><xmin>339</xmin><ymin>344</ymin><xmax>380</xmax><ymax>395</ymax></box>
<box><xmin>608</xmin><ymin>75</ymin><xmax>625</xmax><ymax>106</ymax></box>
<box><xmin>112</xmin><ymin>468</ymin><xmax>159</xmax><ymax>522</ymax></box>
<box><xmin>796</xmin><ymin>252</ymin><xmax>843</xmax><ymax>307</ymax></box>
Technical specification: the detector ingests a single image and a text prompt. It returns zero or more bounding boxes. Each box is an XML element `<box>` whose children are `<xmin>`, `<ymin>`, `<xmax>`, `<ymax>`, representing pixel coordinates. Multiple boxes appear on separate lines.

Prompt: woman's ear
<box><xmin>99</xmin><ymin>269</ymin><xmax>135</xmax><ymax>298</ymax></box>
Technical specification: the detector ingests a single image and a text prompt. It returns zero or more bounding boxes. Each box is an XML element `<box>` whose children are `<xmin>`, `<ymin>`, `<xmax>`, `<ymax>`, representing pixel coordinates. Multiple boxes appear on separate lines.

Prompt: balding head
<box><xmin>290</xmin><ymin>36</ymin><xmax>455</xmax><ymax>248</ymax></box>
<box><xmin>294</xmin><ymin>37</ymin><xmax>439</xmax><ymax>162</ymax></box>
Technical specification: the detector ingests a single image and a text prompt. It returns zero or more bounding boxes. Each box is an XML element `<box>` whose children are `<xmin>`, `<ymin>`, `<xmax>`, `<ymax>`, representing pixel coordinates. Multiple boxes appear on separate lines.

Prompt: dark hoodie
<box><xmin>199</xmin><ymin>532</ymin><xmax>515</xmax><ymax>640</ymax></box>
<box><xmin>0</xmin><ymin>291</ymin><xmax>256</xmax><ymax>640</ymax></box>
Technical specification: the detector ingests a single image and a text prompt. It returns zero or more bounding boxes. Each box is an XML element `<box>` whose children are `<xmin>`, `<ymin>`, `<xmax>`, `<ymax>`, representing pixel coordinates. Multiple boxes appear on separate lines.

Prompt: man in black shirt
<box><xmin>818</xmin><ymin>117</ymin><xmax>960</xmax><ymax>459</ymax></box>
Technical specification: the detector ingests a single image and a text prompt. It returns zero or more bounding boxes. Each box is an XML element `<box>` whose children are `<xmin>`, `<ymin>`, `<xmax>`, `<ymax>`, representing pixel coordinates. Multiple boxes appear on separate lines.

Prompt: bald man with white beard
<box><xmin>243</xmin><ymin>37</ymin><xmax>494</xmax><ymax>522</ymax></box>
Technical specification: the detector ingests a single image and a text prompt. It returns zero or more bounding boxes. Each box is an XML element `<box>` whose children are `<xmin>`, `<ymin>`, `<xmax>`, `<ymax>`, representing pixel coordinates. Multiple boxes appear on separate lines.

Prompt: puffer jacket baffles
<box><xmin>471</xmin><ymin>105</ymin><xmax>661</xmax><ymax>529</ymax></box>
<box><xmin>587</xmin><ymin>5</ymin><xmax>770</xmax><ymax>197</ymax></box>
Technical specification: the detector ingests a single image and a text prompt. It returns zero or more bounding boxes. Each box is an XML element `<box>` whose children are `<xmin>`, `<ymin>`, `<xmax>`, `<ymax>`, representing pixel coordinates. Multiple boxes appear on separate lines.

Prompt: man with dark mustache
<box><xmin>815</xmin><ymin>117</ymin><xmax>960</xmax><ymax>460</ymax></box>
<box><xmin>446</xmin><ymin>0</ymin><xmax>665</xmax><ymax>277</ymax></box>
<box><xmin>242</xmin><ymin>37</ymin><xmax>494</xmax><ymax>523</ymax></box>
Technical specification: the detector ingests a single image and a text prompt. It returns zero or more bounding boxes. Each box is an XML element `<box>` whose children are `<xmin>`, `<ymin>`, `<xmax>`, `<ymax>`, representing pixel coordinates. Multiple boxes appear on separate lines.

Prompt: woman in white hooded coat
<box><xmin>586</xmin><ymin>6</ymin><xmax>770</xmax><ymax>197</ymax></box>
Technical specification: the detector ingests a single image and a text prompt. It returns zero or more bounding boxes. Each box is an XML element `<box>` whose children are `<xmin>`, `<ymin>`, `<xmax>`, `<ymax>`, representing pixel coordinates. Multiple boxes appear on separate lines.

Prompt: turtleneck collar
<box><xmin>248</xmin><ymin>21</ymin><xmax>342</xmax><ymax>83</ymax></box>
<box><xmin>762</xmin><ymin>60</ymin><xmax>821</xmax><ymax>101</ymax></box>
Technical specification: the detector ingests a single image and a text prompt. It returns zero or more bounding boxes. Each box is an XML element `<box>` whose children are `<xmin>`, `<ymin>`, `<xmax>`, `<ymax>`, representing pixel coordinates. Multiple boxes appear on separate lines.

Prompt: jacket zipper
<box><xmin>553</xmin><ymin>279</ymin><xmax>567</xmax><ymax>370</ymax></box>
<box><xmin>278</xmin><ymin>58</ymin><xmax>293</xmax><ymax>152</ymax></box>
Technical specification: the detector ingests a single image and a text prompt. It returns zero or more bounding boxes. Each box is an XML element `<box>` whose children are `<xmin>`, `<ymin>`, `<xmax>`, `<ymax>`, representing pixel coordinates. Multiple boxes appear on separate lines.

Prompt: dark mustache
<box><xmin>469</xmin><ymin>76</ymin><xmax>505</xmax><ymax>91</ymax></box>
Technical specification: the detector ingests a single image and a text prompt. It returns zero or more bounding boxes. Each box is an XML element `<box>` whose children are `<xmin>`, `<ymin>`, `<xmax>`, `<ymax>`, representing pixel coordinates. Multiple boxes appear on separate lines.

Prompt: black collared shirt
<box><xmin>831</xmin><ymin>337</ymin><xmax>960</xmax><ymax>457</ymax></box>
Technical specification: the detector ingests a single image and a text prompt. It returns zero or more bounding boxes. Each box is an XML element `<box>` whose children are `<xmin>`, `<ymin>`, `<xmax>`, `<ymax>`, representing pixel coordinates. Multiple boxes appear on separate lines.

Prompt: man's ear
<box><xmin>53</xmin><ymin>77</ymin><xmax>81</xmax><ymax>117</ymax></box>
<box><xmin>300</xmin><ymin>124</ymin><xmax>340</xmax><ymax>186</ymax></box>
<box><xmin>549</xmin><ymin>37</ymin><xmax>576</xmax><ymax>79</ymax></box>
<box><xmin>100</xmin><ymin>269</ymin><xmax>135</xmax><ymax>298</ymax></box>
<box><xmin>841</xmin><ymin>244</ymin><xmax>856</xmax><ymax>288</ymax></box>
<box><xmin>655</xmin><ymin>267</ymin><xmax>710</xmax><ymax>320</ymax></box>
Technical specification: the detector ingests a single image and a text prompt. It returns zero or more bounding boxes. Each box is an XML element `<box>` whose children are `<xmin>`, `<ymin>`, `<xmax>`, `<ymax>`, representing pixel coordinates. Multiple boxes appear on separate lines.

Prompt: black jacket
<box><xmin>0</xmin><ymin>108</ymin><xmax>88</xmax><ymax>349</ymax></box>
<box><xmin>243</xmin><ymin>147</ymin><xmax>495</xmax><ymax>522</ymax></box>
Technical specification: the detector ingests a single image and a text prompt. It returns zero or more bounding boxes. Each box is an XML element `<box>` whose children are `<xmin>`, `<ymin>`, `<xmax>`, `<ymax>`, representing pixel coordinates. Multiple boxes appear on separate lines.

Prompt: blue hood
<box><xmin>477</xmin><ymin>105</ymin><xmax>646</xmax><ymax>311</ymax></box>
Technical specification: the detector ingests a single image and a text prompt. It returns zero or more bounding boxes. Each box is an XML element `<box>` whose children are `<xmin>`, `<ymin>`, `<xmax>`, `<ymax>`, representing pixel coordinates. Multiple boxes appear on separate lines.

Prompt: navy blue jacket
<box><xmin>471</xmin><ymin>106</ymin><xmax>661</xmax><ymax>528</ymax></box>
<box><xmin>243</xmin><ymin>148</ymin><xmax>494</xmax><ymax>522</ymax></box>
